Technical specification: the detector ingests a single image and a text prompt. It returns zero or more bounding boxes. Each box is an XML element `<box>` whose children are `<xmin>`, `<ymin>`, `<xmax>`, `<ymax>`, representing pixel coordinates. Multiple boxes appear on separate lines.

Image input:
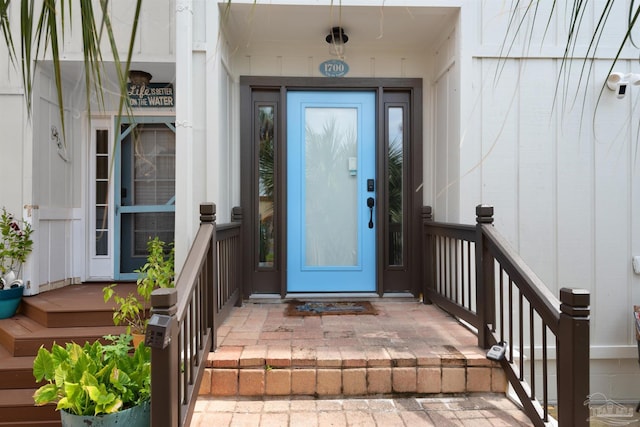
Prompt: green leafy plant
<box><xmin>0</xmin><ymin>207</ymin><xmax>33</xmax><ymax>276</ymax></box>
<box><xmin>32</xmin><ymin>334</ymin><xmax>150</xmax><ymax>416</ymax></box>
<box><xmin>103</xmin><ymin>237</ymin><xmax>174</xmax><ymax>334</ymax></box>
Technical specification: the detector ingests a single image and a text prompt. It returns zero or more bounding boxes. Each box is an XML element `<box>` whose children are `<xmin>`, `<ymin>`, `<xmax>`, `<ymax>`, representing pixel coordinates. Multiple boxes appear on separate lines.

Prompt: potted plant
<box><xmin>103</xmin><ymin>237</ymin><xmax>174</xmax><ymax>345</ymax></box>
<box><xmin>0</xmin><ymin>207</ymin><xmax>33</xmax><ymax>318</ymax></box>
<box><xmin>33</xmin><ymin>334</ymin><xmax>151</xmax><ymax>427</ymax></box>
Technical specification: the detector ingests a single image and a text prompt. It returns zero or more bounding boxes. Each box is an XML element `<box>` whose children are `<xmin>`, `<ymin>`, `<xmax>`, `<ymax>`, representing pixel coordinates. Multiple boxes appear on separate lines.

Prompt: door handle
<box><xmin>367</xmin><ymin>197</ymin><xmax>374</xmax><ymax>229</ymax></box>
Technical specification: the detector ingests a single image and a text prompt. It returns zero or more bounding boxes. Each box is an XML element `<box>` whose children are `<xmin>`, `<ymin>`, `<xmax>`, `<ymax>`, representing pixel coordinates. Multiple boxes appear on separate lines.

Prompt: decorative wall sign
<box><xmin>319</xmin><ymin>59</ymin><xmax>349</xmax><ymax>77</ymax></box>
<box><xmin>127</xmin><ymin>83</ymin><xmax>175</xmax><ymax>108</ymax></box>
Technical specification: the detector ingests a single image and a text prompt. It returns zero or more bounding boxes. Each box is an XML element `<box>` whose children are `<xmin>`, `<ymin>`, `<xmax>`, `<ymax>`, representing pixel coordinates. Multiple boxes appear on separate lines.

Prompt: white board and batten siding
<box><xmin>438</xmin><ymin>1</ymin><xmax>640</xmax><ymax>400</ymax></box>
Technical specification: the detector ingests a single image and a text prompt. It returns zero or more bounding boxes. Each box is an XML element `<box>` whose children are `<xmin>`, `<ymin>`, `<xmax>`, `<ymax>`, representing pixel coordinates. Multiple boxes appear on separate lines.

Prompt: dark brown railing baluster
<box><xmin>529</xmin><ymin>304</ymin><xmax>535</xmax><ymax>401</ymax></box>
<box><xmin>542</xmin><ymin>319</ymin><xmax>548</xmax><ymax>422</ymax></box>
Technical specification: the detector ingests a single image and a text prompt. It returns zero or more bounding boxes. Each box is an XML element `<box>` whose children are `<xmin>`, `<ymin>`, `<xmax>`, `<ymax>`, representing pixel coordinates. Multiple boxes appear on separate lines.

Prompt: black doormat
<box><xmin>286</xmin><ymin>301</ymin><xmax>378</xmax><ymax>317</ymax></box>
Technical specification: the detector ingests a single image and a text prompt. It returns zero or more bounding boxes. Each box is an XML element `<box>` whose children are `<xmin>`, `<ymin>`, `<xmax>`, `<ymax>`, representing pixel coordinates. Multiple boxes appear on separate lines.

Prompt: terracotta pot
<box><xmin>132</xmin><ymin>333</ymin><xmax>145</xmax><ymax>348</ymax></box>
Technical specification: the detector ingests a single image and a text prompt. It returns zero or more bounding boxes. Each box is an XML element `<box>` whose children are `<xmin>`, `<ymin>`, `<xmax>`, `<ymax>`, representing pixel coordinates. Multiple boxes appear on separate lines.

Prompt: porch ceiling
<box><xmin>221</xmin><ymin>2</ymin><xmax>458</xmax><ymax>53</ymax></box>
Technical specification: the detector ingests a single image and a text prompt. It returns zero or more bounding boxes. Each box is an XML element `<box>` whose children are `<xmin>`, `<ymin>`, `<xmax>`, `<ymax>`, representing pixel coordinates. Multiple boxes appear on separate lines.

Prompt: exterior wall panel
<box><xmin>477</xmin><ymin>59</ymin><xmax>519</xmax><ymax>242</ymax></box>
<box><xmin>517</xmin><ymin>60</ymin><xmax>557</xmax><ymax>288</ymax></box>
<box><xmin>28</xmin><ymin>70</ymin><xmax>79</xmax><ymax>293</ymax></box>
<box><xmin>434</xmin><ymin>71</ymin><xmax>451</xmax><ymax>216</ymax></box>
<box><xmin>441</xmin><ymin>1</ymin><xmax>640</xmax><ymax>400</ymax></box>
<box><xmin>234</xmin><ymin>49</ymin><xmax>428</xmax><ymax>79</ymax></box>
<box><xmin>593</xmin><ymin>59</ymin><xmax>633</xmax><ymax>348</ymax></box>
<box><xmin>61</xmin><ymin>0</ymin><xmax>176</xmax><ymax>61</ymax></box>
<box><xmin>0</xmin><ymin>96</ymin><xmax>26</xmax><ymax>215</ymax></box>
<box><xmin>555</xmin><ymin>60</ymin><xmax>595</xmax><ymax>300</ymax></box>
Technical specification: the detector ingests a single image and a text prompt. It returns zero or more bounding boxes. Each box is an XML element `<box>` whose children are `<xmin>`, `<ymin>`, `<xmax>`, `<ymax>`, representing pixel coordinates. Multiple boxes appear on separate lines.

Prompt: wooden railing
<box><xmin>148</xmin><ymin>203</ymin><xmax>242</xmax><ymax>427</ymax></box>
<box><xmin>423</xmin><ymin>205</ymin><xmax>590</xmax><ymax>427</ymax></box>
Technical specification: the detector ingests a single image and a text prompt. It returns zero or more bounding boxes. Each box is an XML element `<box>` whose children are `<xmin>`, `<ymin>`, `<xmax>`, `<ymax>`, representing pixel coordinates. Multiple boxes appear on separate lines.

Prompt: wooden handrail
<box><xmin>423</xmin><ymin>204</ymin><xmax>590</xmax><ymax>427</ymax></box>
<box><xmin>481</xmin><ymin>224</ymin><xmax>561</xmax><ymax>331</ymax></box>
<box><xmin>149</xmin><ymin>203</ymin><xmax>242</xmax><ymax>427</ymax></box>
<box><xmin>173</xmin><ymin>223</ymin><xmax>214</xmax><ymax>322</ymax></box>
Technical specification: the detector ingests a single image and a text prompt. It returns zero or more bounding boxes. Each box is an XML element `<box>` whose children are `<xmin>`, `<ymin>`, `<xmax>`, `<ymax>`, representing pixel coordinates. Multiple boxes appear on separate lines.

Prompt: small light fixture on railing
<box><xmin>326</xmin><ymin>26</ymin><xmax>348</xmax><ymax>58</ymax></box>
<box><xmin>486</xmin><ymin>341</ymin><xmax>507</xmax><ymax>361</ymax></box>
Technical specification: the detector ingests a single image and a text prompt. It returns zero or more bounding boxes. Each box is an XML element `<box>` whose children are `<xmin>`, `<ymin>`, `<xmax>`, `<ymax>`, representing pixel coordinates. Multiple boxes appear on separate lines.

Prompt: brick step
<box><xmin>0</xmin><ymin>422</ymin><xmax>60</xmax><ymax>427</ymax></box>
<box><xmin>0</xmin><ymin>389</ymin><xmax>59</xmax><ymax>426</ymax></box>
<box><xmin>199</xmin><ymin>345</ymin><xmax>507</xmax><ymax>397</ymax></box>
<box><xmin>0</xmin><ymin>314</ymin><xmax>126</xmax><ymax>357</ymax></box>
<box><xmin>21</xmin><ymin>283</ymin><xmax>136</xmax><ymax>328</ymax></box>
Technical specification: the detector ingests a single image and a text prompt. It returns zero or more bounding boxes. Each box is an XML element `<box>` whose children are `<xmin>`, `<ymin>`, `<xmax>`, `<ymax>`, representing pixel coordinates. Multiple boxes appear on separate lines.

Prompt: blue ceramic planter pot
<box><xmin>0</xmin><ymin>285</ymin><xmax>23</xmax><ymax>319</ymax></box>
<box><xmin>60</xmin><ymin>400</ymin><xmax>150</xmax><ymax>427</ymax></box>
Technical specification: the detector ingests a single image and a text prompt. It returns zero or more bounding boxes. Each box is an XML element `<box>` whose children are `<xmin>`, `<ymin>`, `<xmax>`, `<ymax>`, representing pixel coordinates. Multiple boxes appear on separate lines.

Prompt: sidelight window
<box><xmin>258</xmin><ymin>106</ymin><xmax>276</xmax><ymax>268</ymax></box>
<box><xmin>387</xmin><ymin>106</ymin><xmax>404</xmax><ymax>266</ymax></box>
<box><xmin>95</xmin><ymin>129</ymin><xmax>110</xmax><ymax>256</ymax></box>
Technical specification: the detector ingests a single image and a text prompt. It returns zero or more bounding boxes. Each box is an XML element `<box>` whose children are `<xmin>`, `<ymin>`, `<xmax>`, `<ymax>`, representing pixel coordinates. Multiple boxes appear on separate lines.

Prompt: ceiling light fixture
<box><xmin>325</xmin><ymin>26</ymin><xmax>348</xmax><ymax>58</ymax></box>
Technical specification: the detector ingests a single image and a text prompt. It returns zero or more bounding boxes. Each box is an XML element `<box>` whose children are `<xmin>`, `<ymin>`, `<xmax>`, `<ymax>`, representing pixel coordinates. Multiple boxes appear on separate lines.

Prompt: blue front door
<box><xmin>287</xmin><ymin>91</ymin><xmax>376</xmax><ymax>292</ymax></box>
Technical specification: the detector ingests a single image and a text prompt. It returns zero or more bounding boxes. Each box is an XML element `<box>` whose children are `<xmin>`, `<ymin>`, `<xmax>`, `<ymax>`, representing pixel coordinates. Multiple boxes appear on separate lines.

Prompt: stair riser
<box><xmin>0</xmin><ymin>404</ymin><xmax>58</xmax><ymax>423</ymax></box>
<box><xmin>11</xmin><ymin>333</ymin><xmax>125</xmax><ymax>357</ymax></box>
<box><xmin>0</xmin><ymin>369</ymin><xmax>40</xmax><ymax>389</ymax></box>
<box><xmin>22</xmin><ymin>305</ymin><xmax>116</xmax><ymax>328</ymax></box>
<box><xmin>0</xmin><ymin>422</ymin><xmax>60</xmax><ymax>426</ymax></box>
<box><xmin>200</xmin><ymin>365</ymin><xmax>508</xmax><ymax>397</ymax></box>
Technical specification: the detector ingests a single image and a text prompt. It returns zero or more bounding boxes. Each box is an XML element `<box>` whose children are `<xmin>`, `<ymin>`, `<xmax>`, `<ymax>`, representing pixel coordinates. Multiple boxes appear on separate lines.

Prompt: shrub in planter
<box><xmin>33</xmin><ymin>334</ymin><xmax>150</xmax><ymax>423</ymax></box>
<box><xmin>0</xmin><ymin>207</ymin><xmax>33</xmax><ymax>285</ymax></box>
<box><xmin>103</xmin><ymin>237</ymin><xmax>174</xmax><ymax>338</ymax></box>
<box><xmin>0</xmin><ymin>207</ymin><xmax>33</xmax><ymax>318</ymax></box>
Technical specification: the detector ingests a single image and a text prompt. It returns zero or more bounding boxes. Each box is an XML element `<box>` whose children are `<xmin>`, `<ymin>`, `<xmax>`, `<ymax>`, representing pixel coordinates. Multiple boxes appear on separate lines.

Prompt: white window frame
<box><xmin>87</xmin><ymin>118</ymin><xmax>115</xmax><ymax>279</ymax></box>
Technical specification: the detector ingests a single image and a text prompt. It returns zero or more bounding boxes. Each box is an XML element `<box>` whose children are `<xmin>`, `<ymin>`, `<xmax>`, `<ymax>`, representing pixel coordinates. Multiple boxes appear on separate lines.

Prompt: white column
<box><xmin>174</xmin><ymin>0</ymin><xmax>195</xmax><ymax>272</ymax></box>
<box><xmin>21</xmin><ymin>81</ymin><xmax>37</xmax><ymax>295</ymax></box>
<box><xmin>205</xmin><ymin>1</ymin><xmax>221</xmax><ymax>215</ymax></box>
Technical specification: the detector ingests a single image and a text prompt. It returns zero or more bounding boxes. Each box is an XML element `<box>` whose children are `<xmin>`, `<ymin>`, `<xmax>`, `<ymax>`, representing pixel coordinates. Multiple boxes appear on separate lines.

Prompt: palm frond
<box><xmin>0</xmin><ymin>1</ymin><xmax>16</xmax><ymax>65</ymax></box>
<box><xmin>0</xmin><ymin>0</ymin><xmax>141</xmax><ymax>147</ymax></box>
<box><xmin>504</xmin><ymin>1</ymin><xmax>640</xmax><ymax>109</ymax></box>
<box><xmin>102</xmin><ymin>0</ymin><xmax>141</xmax><ymax>154</ymax></box>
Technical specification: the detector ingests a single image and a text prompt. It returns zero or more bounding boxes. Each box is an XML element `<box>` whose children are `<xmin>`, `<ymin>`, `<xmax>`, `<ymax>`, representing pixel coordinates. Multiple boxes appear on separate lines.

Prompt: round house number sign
<box><xmin>319</xmin><ymin>59</ymin><xmax>349</xmax><ymax>77</ymax></box>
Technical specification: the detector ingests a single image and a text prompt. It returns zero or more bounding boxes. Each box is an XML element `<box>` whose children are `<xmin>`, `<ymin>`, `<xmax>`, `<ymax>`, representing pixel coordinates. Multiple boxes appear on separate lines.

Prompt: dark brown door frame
<box><xmin>240</xmin><ymin>76</ymin><xmax>423</xmax><ymax>298</ymax></box>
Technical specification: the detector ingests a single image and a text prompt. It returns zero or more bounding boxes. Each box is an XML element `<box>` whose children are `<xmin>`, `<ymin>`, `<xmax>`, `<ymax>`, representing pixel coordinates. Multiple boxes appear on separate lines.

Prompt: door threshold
<box><xmin>247</xmin><ymin>292</ymin><xmax>419</xmax><ymax>304</ymax></box>
<box><xmin>284</xmin><ymin>292</ymin><xmax>380</xmax><ymax>300</ymax></box>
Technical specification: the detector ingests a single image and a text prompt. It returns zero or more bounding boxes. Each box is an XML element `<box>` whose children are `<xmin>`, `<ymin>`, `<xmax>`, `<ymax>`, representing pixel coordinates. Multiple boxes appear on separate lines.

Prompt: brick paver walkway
<box><xmin>192</xmin><ymin>394</ymin><xmax>534</xmax><ymax>426</ymax></box>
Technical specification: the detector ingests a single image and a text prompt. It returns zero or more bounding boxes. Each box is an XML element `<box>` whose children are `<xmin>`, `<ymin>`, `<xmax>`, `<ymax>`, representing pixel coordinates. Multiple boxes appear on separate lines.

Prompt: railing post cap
<box><xmin>560</xmin><ymin>288</ymin><xmax>590</xmax><ymax>317</ymax></box>
<box><xmin>151</xmin><ymin>287</ymin><xmax>178</xmax><ymax>307</ymax></box>
<box><xmin>560</xmin><ymin>287</ymin><xmax>590</xmax><ymax>306</ymax></box>
<box><xmin>200</xmin><ymin>203</ymin><xmax>216</xmax><ymax>223</ymax></box>
<box><xmin>422</xmin><ymin>206</ymin><xmax>433</xmax><ymax>221</ymax></box>
<box><xmin>200</xmin><ymin>203</ymin><xmax>216</xmax><ymax>215</ymax></box>
<box><xmin>231</xmin><ymin>206</ymin><xmax>243</xmax><ymax>222</ymax></box>
<box><xmin>475</xmin><ymin>205</ymin><xmax>494</xmax><ymax>224</ymax></box>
